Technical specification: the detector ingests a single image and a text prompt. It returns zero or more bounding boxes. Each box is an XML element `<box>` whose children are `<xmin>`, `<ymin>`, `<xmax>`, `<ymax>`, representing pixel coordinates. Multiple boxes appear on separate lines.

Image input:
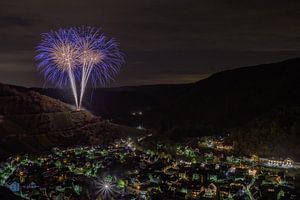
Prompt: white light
<box><xmin>94</xmin><ymin>179</ymin><xmax>116</xmax><ymax>199</ymax></box>
<box><xmin>78</xmin><ymin>50</ymin><xmax>104</xmax><ymax>109</ymax></box>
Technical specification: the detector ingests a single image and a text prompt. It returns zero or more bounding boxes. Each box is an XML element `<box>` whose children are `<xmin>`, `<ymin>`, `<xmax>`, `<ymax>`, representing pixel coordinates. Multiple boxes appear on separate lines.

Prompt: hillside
<box><xmin>0</xmin><ymin>83</ymin><xmax>142</xmax><ymax>160</ymax></box>
<box><xmin>31</xmin><ymin>58</ymin><xmax>300</xmax><ymax>159</ymax></box>
<box><xmin>34</xmin><ymin>58</ymin><xmax>300</xmax><ymax>133</ymax></box>
<box><xmin>33</xmin><ymin>84</ymin><xmax>189</xmax><ymax>126</ymax></box>
<box><xmin>164</xmin><ymin>58</ymin><xmax>300</xmax><ymax>133</ymax></box>
<box><xmin>230</xmin><ymin>106</ymin><xmax>300</xmax><ymax>160</ymax></box>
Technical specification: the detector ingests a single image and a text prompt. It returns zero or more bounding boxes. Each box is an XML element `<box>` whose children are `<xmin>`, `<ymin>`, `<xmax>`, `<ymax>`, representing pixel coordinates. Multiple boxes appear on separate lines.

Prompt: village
<box><xmin>0</xmin><ymin>135</ymin><xmax>299</xmax><ymax>199</ymax></box>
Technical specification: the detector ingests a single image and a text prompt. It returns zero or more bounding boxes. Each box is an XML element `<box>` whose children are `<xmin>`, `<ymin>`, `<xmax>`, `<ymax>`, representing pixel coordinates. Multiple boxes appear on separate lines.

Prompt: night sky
<box><xmin>1</xmin><ymin>0</ymin><xmax>300</xmax><ymax>87</ymax></box>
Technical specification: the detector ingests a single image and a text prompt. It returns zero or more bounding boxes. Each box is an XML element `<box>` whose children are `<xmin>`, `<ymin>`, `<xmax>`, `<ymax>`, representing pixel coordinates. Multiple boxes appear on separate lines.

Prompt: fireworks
<box><xmin>35</xmin><ymin>26</ymin><xmax>125</xmax><ymax>110</ymax></box>
<box><xmin>74</xmin><ymin>26</ymin><xmax>124</xmax><ymax>108</ymax></box>
<box><xmin>92</xmin><ymin>176</ymin><xmax>119</xmax><ymax>199</ymax></box>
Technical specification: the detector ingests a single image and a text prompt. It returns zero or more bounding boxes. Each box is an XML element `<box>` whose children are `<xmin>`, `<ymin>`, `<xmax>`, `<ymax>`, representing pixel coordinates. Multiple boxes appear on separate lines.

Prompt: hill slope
<box><xmin>230</xmin><ymin>106</ymin><xmax>300</xmax><ymax>159</ymax></box>
<box><xmin>31</xmin><ymin>57</ymin><xmax>300</xmax><ymax>159</ymax></box>
<box><xmin>35</xmin><ymin>58</ymin><xmax>300</xmax><ymax>132</ymax></box>
<box><xmin>165</xmin><ymin>58</ymin><xmax>300</xmax><ymax>132</ymax></box>
<box><xmin>0</xmin><ymin>83</ymin><xmax>142</xmax><ymax>160</ymax></box>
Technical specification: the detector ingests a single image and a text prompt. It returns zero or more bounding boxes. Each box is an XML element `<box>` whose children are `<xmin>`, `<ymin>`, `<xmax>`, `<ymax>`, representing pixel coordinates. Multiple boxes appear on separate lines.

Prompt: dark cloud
<box><xmin>0</xmin><ymin>16</ymin><xmax>33</xmax><ymax>27</ymax></box>
<box><xmin>0</xmin><ymin>0</ymin><xmax>300</xmax><ymax>87</ymax></box>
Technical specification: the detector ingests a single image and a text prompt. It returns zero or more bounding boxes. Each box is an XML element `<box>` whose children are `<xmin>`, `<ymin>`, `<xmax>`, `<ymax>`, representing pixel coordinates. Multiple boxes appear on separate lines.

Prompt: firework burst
<box><xmin>92</xmin><ymin>177</ymin><xmax>119</xmax><ymax>199</ymax></box>
<box><xmin>74</xmin><ymin>26</ymin><xmax>125</xmax><ymax>109</ymax></box>
<box><xmin>35</xmin><ymin>28</ymin><xmax>80</xmax><ymax>109</ymax></box>
<box><xmin>35</xmin><ymin>27</ymin><xmax>125</xmax><ymax>110</ymax></box>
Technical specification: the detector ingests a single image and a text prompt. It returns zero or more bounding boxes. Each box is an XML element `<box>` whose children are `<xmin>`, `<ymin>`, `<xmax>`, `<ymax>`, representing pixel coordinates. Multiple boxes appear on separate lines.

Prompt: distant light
<box><xmin>131</xmin><ymin>111</ymin><xmax>143</xmax><ymax>116</ymax></box>
<box><xmin>94</xmin><ymin>179</ymin><xmax>116</xmax><ymax>199</ymax></box>
<box><xmin>136</xmin><ymin>125</ymin><xmax>144</xmax><ymax>130</ymax></box>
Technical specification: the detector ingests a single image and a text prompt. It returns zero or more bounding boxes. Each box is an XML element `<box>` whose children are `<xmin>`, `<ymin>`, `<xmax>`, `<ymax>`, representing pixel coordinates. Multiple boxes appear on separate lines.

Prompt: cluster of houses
<box><xmin>262</xmin><ymin>158</ymin><xmax>295</xmax><ymax>168</ymax></box>
<box><xmin>0</xmin><ymin>136</ymin><xmax>298</xmax><ymax>199</ymax></box>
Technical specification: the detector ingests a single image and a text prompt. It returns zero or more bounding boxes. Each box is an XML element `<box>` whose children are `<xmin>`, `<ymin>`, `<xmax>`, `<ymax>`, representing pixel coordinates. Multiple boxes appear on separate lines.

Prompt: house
<box><xmin>26</xmin><ymin>181</ymin><xmax>38</xmax><ymax>189</ymax></box>
<box><xmin>190</xmin><ymin>187</ymin><xmax>204</xmax><ymax>199</ymax></box>
<box><xmin>6</xmin><ymin>180</ymin><xmax>20</xmax><ymax>192</ymax></box>
<box><xmin>264</xmin><ymin>157</ymin><xmax>295</xmax><ymax>168</ymax></box>
<box><xmin>203</xmin><ymin>183</ymin><xmax>217</xmax><ymax>198</ymax></box>
<box><xmin>229</xmin><ymin>182</ymin><xmax>246</xmax><ymax>197</ymax></box>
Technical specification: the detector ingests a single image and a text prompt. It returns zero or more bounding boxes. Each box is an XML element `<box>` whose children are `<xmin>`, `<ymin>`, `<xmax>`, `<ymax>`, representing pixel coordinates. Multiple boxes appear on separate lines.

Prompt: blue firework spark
<box><xmin>35</xmin><ymin>26</ymin><xmax>125</xmax><ymax>110</ymax></box>
<box><xmin>73</xmin><ymin>26</ymin><xmax>125</xmax><ymax>108</ymax></box>
<box><xmin>35</xmin><ymin>28</ymin><xmax>80</xmax><ymax>87</ymax></box>
<box><xmin>74</xmin><ymin>26</ymin><xmax>125</xmax><ymax>86</ymax></box>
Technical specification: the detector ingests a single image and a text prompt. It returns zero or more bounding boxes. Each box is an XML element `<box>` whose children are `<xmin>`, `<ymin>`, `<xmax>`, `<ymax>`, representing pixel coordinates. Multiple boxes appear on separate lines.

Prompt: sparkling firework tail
<box><xmin>75</xmin><ymin>26</ymin><xmax>125</xmax><ymax>109</ymax></box>
<box><xmin>36</xmin><ymin>27</ymin><xmax>125</xmax><ymax>110</ymax></box>
<box><xmin>67</xmin><ymin>65</ymin><xmax>79</xmax><ymax>109</ymax></box>
<box><xmin>35</xmin><ymin>28</ymin><xmax>80</xmax><ymax>107</ymax></box>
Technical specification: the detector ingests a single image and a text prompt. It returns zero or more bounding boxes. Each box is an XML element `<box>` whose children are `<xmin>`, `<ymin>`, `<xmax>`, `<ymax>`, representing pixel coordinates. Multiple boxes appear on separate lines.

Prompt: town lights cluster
<box><xmin>1</xmin><ymin>136</ymin><xmax>297</xmax><ymax>199</ymax></box>
<box><xmin>36</xmin><ymin>26</ymin><xmax>125</xmax><ymax>110</ymax></box>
